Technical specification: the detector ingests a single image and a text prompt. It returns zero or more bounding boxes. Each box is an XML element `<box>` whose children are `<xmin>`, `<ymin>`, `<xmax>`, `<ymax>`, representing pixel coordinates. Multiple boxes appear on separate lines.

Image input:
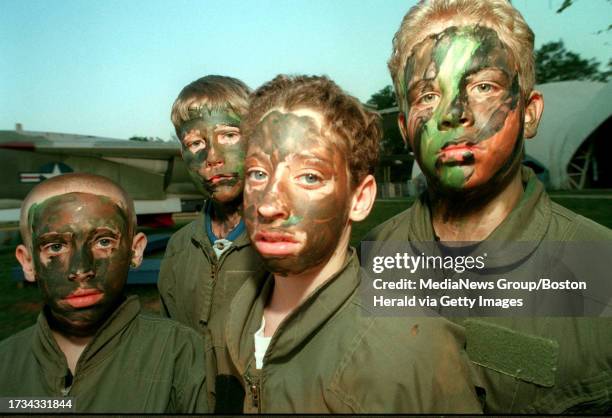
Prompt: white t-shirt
<box><xmin>254</xmin><ymin>317</ymin><xmax>272</xmax><ymax>369</ymax></box>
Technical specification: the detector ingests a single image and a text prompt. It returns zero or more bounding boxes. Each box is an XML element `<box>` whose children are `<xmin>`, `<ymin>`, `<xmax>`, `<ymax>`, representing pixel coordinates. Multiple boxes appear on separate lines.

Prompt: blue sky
<box><xmin>1</xmin><ymin>0</ymin><xmax>610</xmax><ymax>140</ymax></box>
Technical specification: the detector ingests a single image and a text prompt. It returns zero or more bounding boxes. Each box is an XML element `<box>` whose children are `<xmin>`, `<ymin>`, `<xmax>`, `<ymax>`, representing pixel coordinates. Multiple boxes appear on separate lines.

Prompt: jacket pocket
<box><xmin>464</xmin><ymin>319</ymin><xmax>559</xmax><ymax>412</ymax></box>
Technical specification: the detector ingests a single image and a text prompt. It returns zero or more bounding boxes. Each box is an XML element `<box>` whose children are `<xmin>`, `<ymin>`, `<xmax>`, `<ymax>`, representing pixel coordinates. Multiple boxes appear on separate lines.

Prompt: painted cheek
<box><xmin>222</xmin><ymin>144</ymin><xmax>246</xmax><ymax>177</ymax></box>
<box><xmin>298</xmin><ymin>178</ymin><xmax>347</xmax><ymax>245</ymax></box>
<box><xmin>184</xmin><ymin>148</ymin><xmax>208</xmax><ymax>172</ymax></box>
<box><xmin>467</xmin><ymin>108</ymin><xmax>521</xmax><ymax>187</ymax></box>
<box><xmin>243</xmin><ymin>200</ymin><xmax>258</xmax><ymax>238</ymax></box>
<box><xmin>37</xmin><ymin>256</ymin><xmax>73</xmax><ymax>305</ymax></box>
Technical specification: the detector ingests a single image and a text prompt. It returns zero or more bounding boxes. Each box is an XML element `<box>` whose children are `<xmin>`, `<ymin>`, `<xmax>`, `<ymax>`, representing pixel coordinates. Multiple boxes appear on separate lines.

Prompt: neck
<box><xmin>431</xmin><ymin>171</ymin><xmax>523</xmax><ymax>241</ymax></box>
<box><xmin>210</xmin><ymin>197</ymin><xmax>242</xmax><ymax>239</ymax></box>
<box><xmin>51</xmin><ymin>330</ymin><xmax>93</xmax><ymax>374</ymax></box>
<box><xmin>263</xmin><ymin>226</ymin><xmax>352</xmax><ymax>337</ymax></box>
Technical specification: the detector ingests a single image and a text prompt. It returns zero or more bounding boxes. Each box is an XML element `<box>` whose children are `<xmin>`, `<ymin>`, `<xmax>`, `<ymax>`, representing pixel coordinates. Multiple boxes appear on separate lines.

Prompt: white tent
<box><xmin>527</xmin><ymin>81</ymin><xmax>611</xmax><ymax>189</ymax></box>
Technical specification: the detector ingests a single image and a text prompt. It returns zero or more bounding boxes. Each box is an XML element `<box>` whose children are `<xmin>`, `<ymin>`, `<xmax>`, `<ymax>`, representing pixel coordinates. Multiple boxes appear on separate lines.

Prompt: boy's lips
<box><xmin>62</xmin><ymin>288</ymin><xmax>104</xmax><ymax>309</ymax></box>
<box><xmin>206</xmin><ymin>174</ymin><xmax>237</xmax><ymax>185</ymax></box>
<box><xmin>253</xmin><ymin>230</ymin><xmax>302</xmax><ymax>257</ymax></box>
<box><xmin>439</xmin><ymin>141</ymin><xmax>477</xmax><ymax>164</ymax></box>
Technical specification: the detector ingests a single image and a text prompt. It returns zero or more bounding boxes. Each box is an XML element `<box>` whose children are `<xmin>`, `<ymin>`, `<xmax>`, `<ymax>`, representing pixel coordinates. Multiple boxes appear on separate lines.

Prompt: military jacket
<box><xmin>225</xmin><ymin>250</ymin><xmax>482</xmax><ymax>413</ymax></box>
<box><xmin>158</xmin><ymin>209</ymin><xmax>264</xmax><ymax>411</ymax></box>
<box><xmin>362</xmin><ymin>167</ymin><xmax>612</xmax><ymax>413</ymax></box>
<box><xmin>0</xmin><ymin>296</ymin><xmax>208</xmax><ymax>413</ymax></box>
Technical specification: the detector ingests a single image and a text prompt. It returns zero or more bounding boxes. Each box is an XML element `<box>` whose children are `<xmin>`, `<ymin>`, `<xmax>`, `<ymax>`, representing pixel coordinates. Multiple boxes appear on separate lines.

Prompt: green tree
<box><xmin>535</xmin><ymin>40</ymin><xmax>609</xmax><ymax>83</ymax></box>
<box><xmin>366</xmin><ymin>85</ymin><xmax>397</xmax><ymax>110</ymax></box>
<box><xmin>367</xmin><ymin>86</ymin><xmax>405</xmax><ymax>156</ymax></box>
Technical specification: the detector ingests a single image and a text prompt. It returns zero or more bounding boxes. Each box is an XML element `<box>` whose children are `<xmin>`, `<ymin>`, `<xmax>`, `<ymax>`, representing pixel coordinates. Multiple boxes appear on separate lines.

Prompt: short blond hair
<box><xmin>170</xmin><ymin>75</ymin><xmax>251</xmax><ymax>139</ymax></box>
<box><xmin>20</xmin><ymin>173</ymin><xmax>136</xmax><ymax>249</ymax></box>
<box><xmin>389</xmin><ymin>0</ymin><xmax>535</xmax><ymax>113</ymax></box>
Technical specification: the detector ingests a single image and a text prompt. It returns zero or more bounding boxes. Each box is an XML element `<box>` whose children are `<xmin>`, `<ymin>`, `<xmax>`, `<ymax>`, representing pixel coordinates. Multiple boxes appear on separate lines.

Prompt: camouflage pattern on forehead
<box><xmin>19</xmin><ymin>173</ymin><xmax>136</xmax><ymax>248</ymax></box>
<box><xmin>27</xmin><ymin>192</ymin><xmax>129</xmax><ymax>236</ymax></box>
<box><xmin>186</xmin><ymin>106</ymin><xmax>242</xmax><ymax>127</ymax></box>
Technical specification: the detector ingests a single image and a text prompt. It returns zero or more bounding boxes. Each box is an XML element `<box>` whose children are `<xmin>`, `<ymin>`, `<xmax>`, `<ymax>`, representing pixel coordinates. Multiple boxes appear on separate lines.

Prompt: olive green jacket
<box><xmin>362</xmin><ymin>167</ymin><xmax>612</xmax><ymax>414</ymax></box>
<box><xmin>225</xmin><ymin>250</ymin><xmax>482</xmax><ymax>414</ymax></box>
<box><xmin>0</xmin><ymin>296</ymin><xmax>208</xmax><ymax>413</ymax></box>
<box><xmin>158</xmin><ymin>210</ymin><xmax>264</xmax><ymax>412</ymax></box>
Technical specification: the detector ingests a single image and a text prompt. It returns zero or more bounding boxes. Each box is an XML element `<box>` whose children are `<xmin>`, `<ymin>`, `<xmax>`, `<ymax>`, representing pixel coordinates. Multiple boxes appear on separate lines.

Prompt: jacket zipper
<box><xmin>60</xmin><ymin>369</ymin><xmax>73</xmax><ymax>396</ymax></box>
<box><xmin>244</xmin><ymin>371</ymin><xmax>261</xmax><ymax>412</ymax></box>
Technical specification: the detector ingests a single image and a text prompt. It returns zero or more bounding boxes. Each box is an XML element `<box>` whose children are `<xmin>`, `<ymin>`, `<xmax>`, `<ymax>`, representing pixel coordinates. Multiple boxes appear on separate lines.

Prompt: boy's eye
<box><xmin>471</xmin><ymin>83</ymin><xmax>498</xmax><ymax>95</ymax></box>
<box><xmin>186</xmin><ymin>139</ymin><xmax>206</xmax><ymax>152</ymax></box>
<box><xmin>417</xmin><ymin>93</ymin><xmax>440</xmax><ymax>106</ymax></box>
<box><xmin>247</xmin><ymin>170</ymin><xmax>268</xmax><ymax>182</ymax></box>
<box><xmin>296</xmin><ymin>173</ymin><xmax>322</xmax><ymax>186</ymax></box>
<box><xmin>43</xmin><ymin>243</ymin><xmax>67</xmax><ymax>255</ymax></box>
<box><xmin>218</xmin><ymin>131</ymin><xmax>241</xmax><ymax>145</ymax></box>
<box><xmin>96</xmin><ymin>238</ymin><xmax>113</xmax><ymax>248</ymax></box>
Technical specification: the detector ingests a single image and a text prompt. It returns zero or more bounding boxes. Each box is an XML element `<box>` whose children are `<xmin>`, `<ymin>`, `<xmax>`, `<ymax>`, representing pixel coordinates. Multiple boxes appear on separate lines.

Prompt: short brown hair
<box><xmin>170</xmin><ymin>75</ymin><xmax>251</xmax><ymax>139</ymax></box>
<box><xmin>389</xmin><ymin>0</ymin><xmax>535</xmax><ymax>113</ymax></box>
<box><xmin>242</xmin><ymin>75</ymin><xmax>381</xmax><ymax>187</ymax></box>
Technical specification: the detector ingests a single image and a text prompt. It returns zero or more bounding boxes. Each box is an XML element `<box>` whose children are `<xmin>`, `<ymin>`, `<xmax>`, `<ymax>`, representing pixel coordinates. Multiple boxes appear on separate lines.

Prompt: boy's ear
<box><xmin>130</xmin><ymin>233</ymin><xmax>148</xmax><ymax>268</ymax></box>
<box><xmin>15</xmin><ymin>244</ymin><xmax>36</xmax><ymax>283</ymax></box>
<box><xmin>523</xmin><ymin>90</ymin><xmax>544</xmax><ymax>139</ymax></box>
<box><xmin>349</xmin><ymin>174</ymin><xmax>377</xmax><ymax>223</ymax></box>
<box><xmin>397</xmin><ymin>112</ymin><xmax>409</xmax><ymax>147</ymax></box>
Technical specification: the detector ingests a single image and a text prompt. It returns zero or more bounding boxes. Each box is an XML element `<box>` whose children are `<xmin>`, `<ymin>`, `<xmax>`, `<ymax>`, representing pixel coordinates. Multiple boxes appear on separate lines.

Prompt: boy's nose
<box><xmin>206</xmin><ymin>144</ymin><xmax>224</xmax><ymax>169</ymax></box>
<box><xmin>68</xmin><ymin>248</ymin><xmax>95</xmax><ymax>282</ymax></box>
<box><xmin>69</xmin><ymin>270</ymin><xmax>95</xmax><ymax>282</ymax></box>
<box><xmin>257</xmin><ymin>199</ymin><xmax>289</xmax><ymax>221</ymax></box>
<box><xmin>438</xmin><ymin>101</ymin><xmax>473</xmax><ymax>131</ymax></box>
<box><xmin>257</xmin><ymin>179</ymin><xmax>290</xmax><ymax>221</ymax></box>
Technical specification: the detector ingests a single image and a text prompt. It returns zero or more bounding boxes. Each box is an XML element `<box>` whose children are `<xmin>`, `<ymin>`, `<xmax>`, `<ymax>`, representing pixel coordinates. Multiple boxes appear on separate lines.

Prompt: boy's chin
<box><xmin>210</xmin><ymin>185</ymin><xmax>244</xmax><ymax>204</ymax></box>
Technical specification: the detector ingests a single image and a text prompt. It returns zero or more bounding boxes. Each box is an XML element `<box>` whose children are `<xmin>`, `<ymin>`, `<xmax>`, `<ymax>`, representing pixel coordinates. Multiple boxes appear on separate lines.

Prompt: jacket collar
<box><xmin>406</xmin><ymin>166</ymin><xmax>552</xmax><ymax>268</ymax></box>
<box><xmin>226</xmin><ymin>249</ymin><xmax>361</xmax><ymax>375</ymax></box>
<box><xmin>190</xmin><ymin>205</ymin><xmax>252</xmax><ymax>252</ymax></box>
<box><xmin>33</xmin><ymin>295</ymin><xmax>141</xmax><ymax>380</ymax></box>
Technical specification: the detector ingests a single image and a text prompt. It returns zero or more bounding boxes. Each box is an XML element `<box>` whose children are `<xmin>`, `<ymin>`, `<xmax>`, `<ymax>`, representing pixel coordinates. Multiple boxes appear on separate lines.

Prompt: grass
<box><xmin>1</xmin><ymin>194</ymin><xmax>610</xmax><ymax>341</ymax></box>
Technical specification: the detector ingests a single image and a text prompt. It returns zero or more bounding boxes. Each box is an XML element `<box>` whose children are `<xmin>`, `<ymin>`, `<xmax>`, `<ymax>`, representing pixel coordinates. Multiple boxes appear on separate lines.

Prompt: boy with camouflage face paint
<box><xmin>160</xmin><ymin>75</ymin><xmax>264</xmax><ymax>412</ymax></box>
<box><xmin>223</xmin><ymin>75</ymin><xmax>481</xmax><ymax>413</ymax></box>
<box><xmin>364</xmin><ymin>0</ymin><xmax>612</xmax><ymax>413</ymax></box>
<box><xmin>0</xmin><ymin>173</ymin><xmax>208</xmax><ymax>413</ymax></box>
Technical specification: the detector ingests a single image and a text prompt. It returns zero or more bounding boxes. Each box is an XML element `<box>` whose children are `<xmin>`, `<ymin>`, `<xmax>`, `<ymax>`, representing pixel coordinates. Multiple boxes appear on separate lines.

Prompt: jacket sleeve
<box><xmin>158</xmin><ymin>236</ymin><xmax>178</xmax><ymax>318</ymax></box>
<box><xmin>173</xmin><ymin>327</ymin><xmax>210</xmax><ymax>413</ymax></box>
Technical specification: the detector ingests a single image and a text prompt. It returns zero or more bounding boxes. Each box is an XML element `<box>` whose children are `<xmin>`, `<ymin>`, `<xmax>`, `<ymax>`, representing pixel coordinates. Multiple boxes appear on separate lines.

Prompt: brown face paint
<box><xmin>29</xmin><ymin>192</ymin><xmax>132</xmax><ymax>336</ymax></box>
<box><xmin>180</xmin><ymin>107</ymin><xmax>245</xmax><ymax>203</ymax></box>
<box><xmin>403</xmin><ymin>25</ymin><xmax>523</xmax><ymax>196</ymax></box>
<box><xmin>243</xmin><ymin>110</ymin><xmax>352</xmax><ymax>276</ymax></box>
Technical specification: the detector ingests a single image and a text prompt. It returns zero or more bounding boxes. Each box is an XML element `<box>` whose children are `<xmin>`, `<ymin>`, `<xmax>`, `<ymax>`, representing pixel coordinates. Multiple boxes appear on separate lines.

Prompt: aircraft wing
<box><xmin>0</xmin><ymin>130</ymin><xmax>181</xmax><ymax>158</ymax></box>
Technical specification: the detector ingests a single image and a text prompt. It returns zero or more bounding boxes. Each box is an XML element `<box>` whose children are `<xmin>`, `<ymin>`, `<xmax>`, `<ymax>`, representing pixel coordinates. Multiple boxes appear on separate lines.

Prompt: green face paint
<box><xmin>281</xmin><ymin>215</ymin><xmax>303</xmax><ymax>227</ymax></box>
<box><xmin>29</xmin><ymin>192</ymin><xmax>132</xmax><ymax>336</ymax></box>
<box><xmin>243</xmin><ymin>110</ymin><xmax>352</xmax><ymax>276</ymax></box>
<box><xmin>180</xmin><ymin>107</ymin><xmax>246</xmax><ymax>203</ymax></box>
<box><xmin>403</xmin><ymin>25</ymin><xmax>522</xmax><ymax>194</ymax></box>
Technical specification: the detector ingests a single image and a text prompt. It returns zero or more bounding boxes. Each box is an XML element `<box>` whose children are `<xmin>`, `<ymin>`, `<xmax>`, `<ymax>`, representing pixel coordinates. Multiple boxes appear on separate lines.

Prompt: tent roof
<box><xmin>526</xmin><ymin>81</ymin><xmax>611</xmax><ymax>188</ymax></box>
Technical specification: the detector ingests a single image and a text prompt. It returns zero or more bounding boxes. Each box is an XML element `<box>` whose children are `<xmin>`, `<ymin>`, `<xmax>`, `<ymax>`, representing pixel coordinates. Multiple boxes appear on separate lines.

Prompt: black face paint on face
<box><xmin>29</xmin><ymin>192</ymin><xmax>132</xmax><ymax>336</ymax></box>
<box><xmin>243</xmin><ymin>110</ymin><xmax>352</xmax><ymax>276</ymax></box>
<box><xmin>180</xmin><ymin>107</ymin><xmax>246</xmax><ymax>203</ymax></box>
<box><xmin>403</xmin><ymin>25</ymin><xmax>523</xmax><ymax>197</ymax></box>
